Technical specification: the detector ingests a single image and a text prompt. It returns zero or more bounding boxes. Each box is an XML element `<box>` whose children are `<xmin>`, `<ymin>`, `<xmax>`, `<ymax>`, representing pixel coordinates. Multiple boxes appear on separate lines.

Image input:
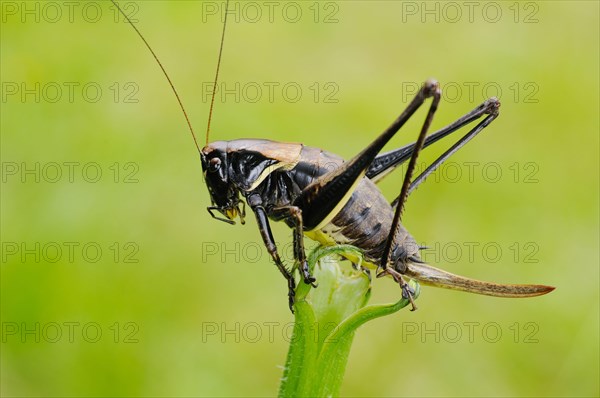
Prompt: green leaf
<box><xmin>279</xmin><ymin>245</ymin><xmax>419</xmax><ymax>398</ymax></box>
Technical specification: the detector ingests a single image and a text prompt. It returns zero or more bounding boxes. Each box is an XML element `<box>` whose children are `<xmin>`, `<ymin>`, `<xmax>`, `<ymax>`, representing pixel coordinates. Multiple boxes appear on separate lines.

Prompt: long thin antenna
<box><xmin>206</xmin><ymin>0</ymin><xmax>230</xmax><ymax>145</ymax></box>
<box><xmin>110</xmin><ymin>0</ymin><xmax>201</xmax><ymax>153</ymax></box>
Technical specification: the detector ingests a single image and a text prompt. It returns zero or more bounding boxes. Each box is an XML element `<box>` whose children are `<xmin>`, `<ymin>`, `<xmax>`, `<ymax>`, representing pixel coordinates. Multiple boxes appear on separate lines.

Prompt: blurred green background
<box><xmin>2</xmin><ymin>1</ymin><xmax>598</xmax><ymax>396</ymax></box>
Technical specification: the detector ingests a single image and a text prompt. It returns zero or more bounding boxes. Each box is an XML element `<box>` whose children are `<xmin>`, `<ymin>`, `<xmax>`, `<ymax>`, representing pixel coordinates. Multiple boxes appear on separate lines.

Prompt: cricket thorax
<box><xmin>244</xmin><ymin>144</ymin><xmax>348</xmax><ymax>208</ymax></box>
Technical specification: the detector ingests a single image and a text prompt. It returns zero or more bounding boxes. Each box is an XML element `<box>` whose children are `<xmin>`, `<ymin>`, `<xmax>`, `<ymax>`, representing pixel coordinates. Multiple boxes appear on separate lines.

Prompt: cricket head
<box><xmin>201</xmin><ymin>142</ymin><xmax>245</xmax><ymax>225</ymax></box>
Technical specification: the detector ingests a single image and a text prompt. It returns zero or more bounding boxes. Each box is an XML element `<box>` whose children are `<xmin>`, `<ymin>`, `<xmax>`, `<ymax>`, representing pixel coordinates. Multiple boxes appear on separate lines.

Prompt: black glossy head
<box><xmin>201</xmin><ymin>142</ymin><xmax>245</xmax><ymax>225</ymax></box>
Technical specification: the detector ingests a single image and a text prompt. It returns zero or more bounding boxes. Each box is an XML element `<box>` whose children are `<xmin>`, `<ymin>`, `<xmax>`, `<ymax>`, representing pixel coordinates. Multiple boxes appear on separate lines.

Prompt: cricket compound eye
<box><xmin>208</xmin><ymin>157</ymin><xmax>221</xmax><ymax>172</ymax></box>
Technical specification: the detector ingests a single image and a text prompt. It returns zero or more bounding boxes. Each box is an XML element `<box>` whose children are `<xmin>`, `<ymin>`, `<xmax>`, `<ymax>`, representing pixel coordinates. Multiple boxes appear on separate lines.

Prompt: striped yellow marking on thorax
<box><xmin>247</xmin><ymin>161</ymin><xmax>297</xmax><ymax>191</ymax></box>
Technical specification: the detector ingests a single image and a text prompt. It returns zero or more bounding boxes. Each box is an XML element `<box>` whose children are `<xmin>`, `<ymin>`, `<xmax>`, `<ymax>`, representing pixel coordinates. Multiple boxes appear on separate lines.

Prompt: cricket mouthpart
<box><xmin>405</xmin><ymin>261</ymin><xmax>555</xmax><ymax>297</ymax></box>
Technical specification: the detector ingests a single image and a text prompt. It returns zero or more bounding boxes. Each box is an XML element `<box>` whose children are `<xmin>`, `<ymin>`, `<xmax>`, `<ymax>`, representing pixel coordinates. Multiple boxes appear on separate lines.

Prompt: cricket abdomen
<box><xmin>306</xmin><ymin>177</ymin><xmax>420</xmax><ymax>271</ymax></box>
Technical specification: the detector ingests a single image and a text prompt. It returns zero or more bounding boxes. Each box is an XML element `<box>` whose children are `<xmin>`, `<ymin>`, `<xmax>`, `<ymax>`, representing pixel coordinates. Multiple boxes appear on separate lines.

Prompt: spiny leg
<box><xmin>293</xmin><ymin>80</ymin><xmax>443</xmax><ymax>231</ymax></box>
<box><xmin>271</xmin><ymin>206</ymin><xmax>317</xmax><ymax>287</ymax></box>
<box><xmin>379</xmin><ymin>82</ymin><xmax>442</xmax><ymax>311</ymax></box>
<box><xmin>407</xmin><ymin>99</ymin><xmax>500</xmax><ymax>195</ymax></box>
<box><xmin>367</xmin><ymin>97</ymin><xmax>502</xmax><ymax>184</ymax></box>
<box><xmin>389</xmin><ymin>97</ymin><xmax>501</xmax><ymax>207</ymax></box>
<box><xmin>384</xmin><ymin>266</ymin><xmax>417</xmax><ymax>309</ymax></box>
<box><xmin>248</xmin><ymin>196</ymin><xmax>296</xmax><ymax>312</ymax></box>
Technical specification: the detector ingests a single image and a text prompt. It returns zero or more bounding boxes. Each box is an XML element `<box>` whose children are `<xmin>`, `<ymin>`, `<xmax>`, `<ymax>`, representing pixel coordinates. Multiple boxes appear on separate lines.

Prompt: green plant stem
<box><xmin>278</xmin><ymin>245</ymin><xmax>419</xmax><ymax>398</ymax></box>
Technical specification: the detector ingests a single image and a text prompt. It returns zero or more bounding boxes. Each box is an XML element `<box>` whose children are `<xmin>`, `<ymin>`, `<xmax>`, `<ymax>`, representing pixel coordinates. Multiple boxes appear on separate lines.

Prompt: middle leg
<box><xmin>270</xmin><ymin>205</ymin><xmax>317</xmax><ymax>287</ymax></box>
